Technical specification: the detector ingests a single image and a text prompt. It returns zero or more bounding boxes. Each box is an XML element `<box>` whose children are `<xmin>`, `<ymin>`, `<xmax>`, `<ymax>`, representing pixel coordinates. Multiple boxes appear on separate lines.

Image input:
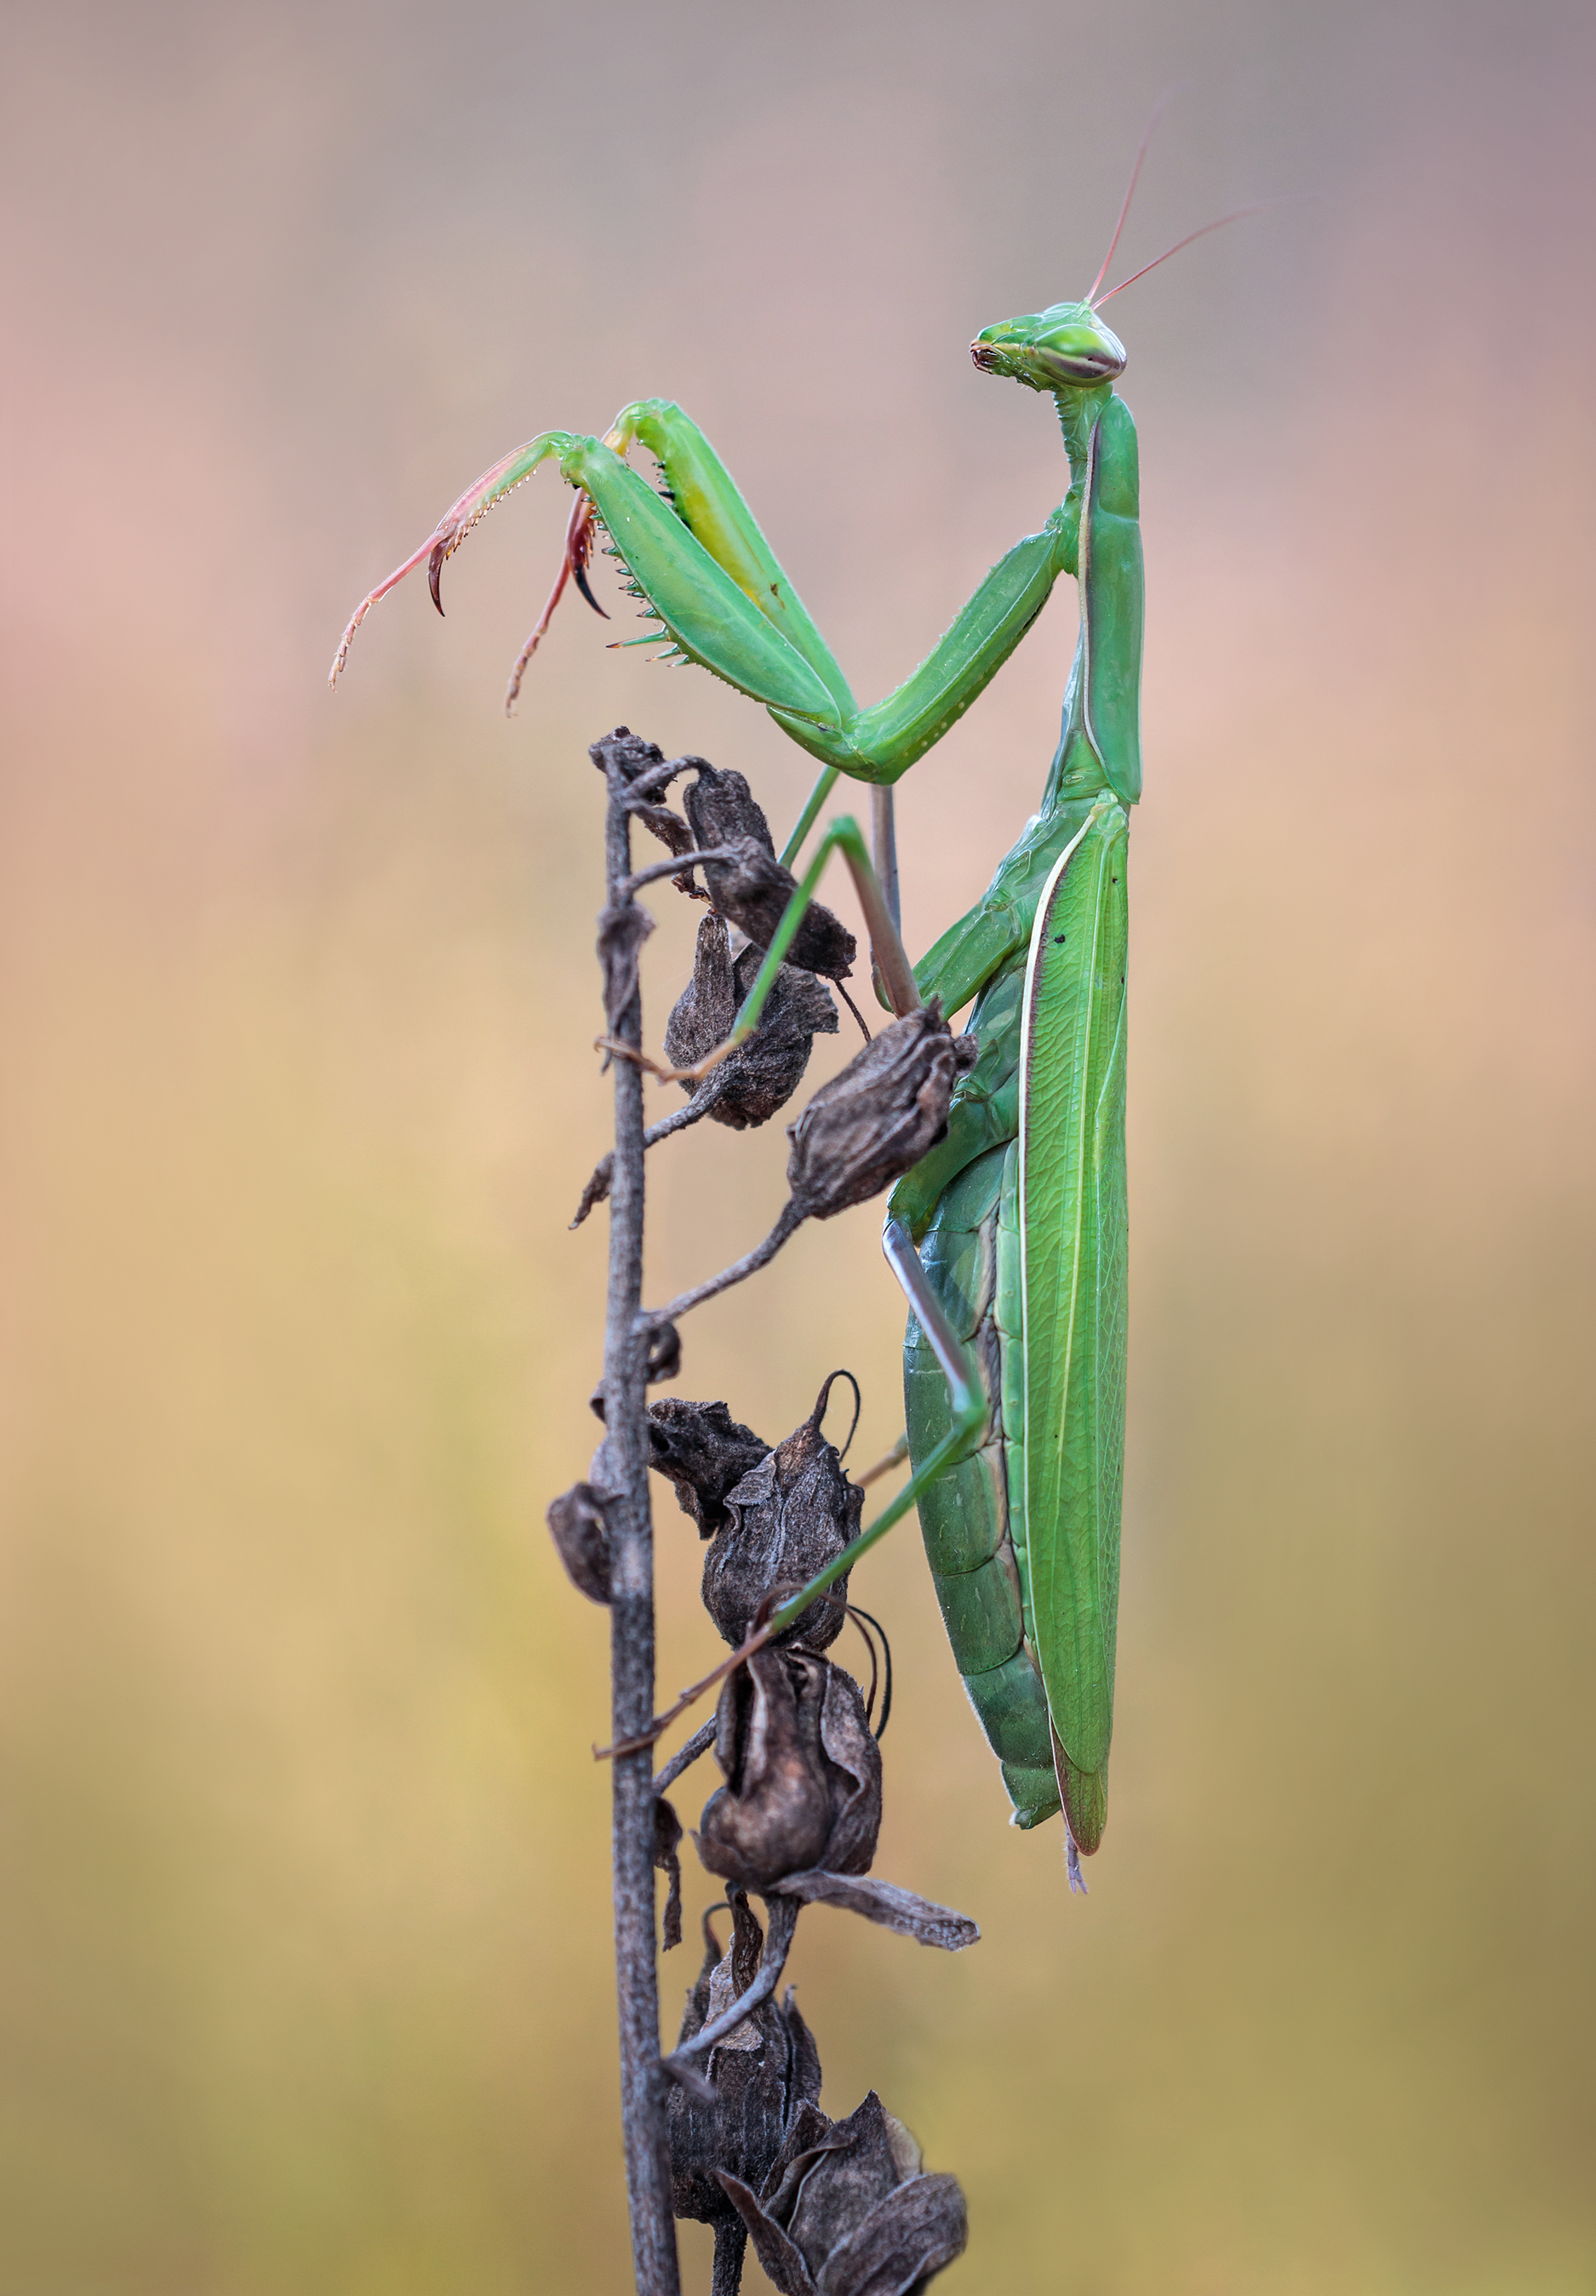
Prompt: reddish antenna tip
<box><xmin>1083</xmin><ymin>88</ymin><xmax>1178</xmax><ymax>308</ymax></box>
<box><xmin>1092</xmin><ymin>198</ymin><xmax>1296</xmax><ymax>306</ymax></box>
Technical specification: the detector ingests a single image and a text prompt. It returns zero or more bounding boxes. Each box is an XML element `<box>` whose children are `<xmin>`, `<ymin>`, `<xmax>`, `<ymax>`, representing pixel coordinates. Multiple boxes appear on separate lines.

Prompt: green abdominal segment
<box><xmin>902</xmin><ymin>965</ymin><xmax>1062</xmax><ymax>1829</ymax></box>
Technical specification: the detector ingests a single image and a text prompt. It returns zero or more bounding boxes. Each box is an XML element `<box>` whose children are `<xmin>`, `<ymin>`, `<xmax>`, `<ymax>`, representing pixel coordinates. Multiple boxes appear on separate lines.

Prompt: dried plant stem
<box><xmin>650</xmin><ymin>1198</ymin><xmax>806</xmax><ymax>1324</ymax></box>
<box><xmin>600</xmin><ymin>753</ymin><xmax>682</xmax><ymax>2296</ymax></box>
<box><xmin>711</xmin><ymin>2222</ymin><xmax>749</xmax><ymax>2296</ymax></box>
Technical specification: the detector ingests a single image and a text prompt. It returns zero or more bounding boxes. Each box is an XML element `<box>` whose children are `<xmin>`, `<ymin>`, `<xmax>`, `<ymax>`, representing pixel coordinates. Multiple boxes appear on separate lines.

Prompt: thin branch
<box><xmin>595</xmin><ymin>736</ymin><xmax>682</xmax><ymax>2296</ymax></box>
<box><xmin>621</xmin><ymin>845</ymin><xmax>740</xmax><ymax>896</ymax></box>
<box><xmin>652</xmin><ymin>1717</ymin><xmax>718</xmax><ymax>1797</ymax></box>
<box><xmin>646</xmin><ymin>1199</ymin><xmax>807</xmax><ymax>1325</ymax></box>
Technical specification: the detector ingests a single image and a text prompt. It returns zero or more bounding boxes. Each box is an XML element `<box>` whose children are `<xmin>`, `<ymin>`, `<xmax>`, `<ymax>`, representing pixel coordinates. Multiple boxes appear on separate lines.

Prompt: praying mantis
<box><xmin>331</xmin><ymin>163</ymin><xmax>1244</xmax><ymax>1873</ymax></box>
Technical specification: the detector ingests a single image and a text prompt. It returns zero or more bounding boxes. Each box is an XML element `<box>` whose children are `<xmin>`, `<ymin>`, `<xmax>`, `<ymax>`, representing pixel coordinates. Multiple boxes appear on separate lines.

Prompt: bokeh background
<box><xmin>3</xmin><ymin>1</ymin><xmax>1594</xmax><ymax>2289</ymax></box>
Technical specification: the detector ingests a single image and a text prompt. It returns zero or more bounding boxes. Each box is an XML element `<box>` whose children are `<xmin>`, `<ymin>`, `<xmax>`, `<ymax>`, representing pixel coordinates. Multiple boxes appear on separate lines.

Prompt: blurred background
<box><xmin>3</xmin><ymin>1</ymin><xmax>1593</xmax><ymax>2288</ymax></box>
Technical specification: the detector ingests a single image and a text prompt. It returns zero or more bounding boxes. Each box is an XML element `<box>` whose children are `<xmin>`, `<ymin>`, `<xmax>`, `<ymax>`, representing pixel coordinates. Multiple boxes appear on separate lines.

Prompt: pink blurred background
<box><xmin>3</xmin><ymin>3</ymin><xmax>1593</xmax><ymax>2289</ymax></box>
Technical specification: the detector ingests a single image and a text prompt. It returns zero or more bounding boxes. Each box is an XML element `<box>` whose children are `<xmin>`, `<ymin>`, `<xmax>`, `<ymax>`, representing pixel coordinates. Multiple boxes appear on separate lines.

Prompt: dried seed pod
<box><xmin>546</xmin><ymin>1481</ymin><xmax>613</xmax><ymax>1605</ymax></box>
<box><xmin>647</xmin><ymin>1321</ymin><xmax>683</xmax><ymax>1384</ymax></box>
<box><xmin>787</xmin><ymin>1001</ymin><xmax>978</xmax><ymax>1220</ymax></box>
<box><xmin>717</xmin><ymin>2088</ymin><xmax>968</xmax><ymax>2296</ymax></box>
<box><xmin>571</xmin><ymin>916</ymin><xmax>842</xmax><ymax>1228</ymax></box>
<box><xmin>664</xmin><ymin>909</ymin><xmax>740</xmax><ymax>1056</ymax></box>
<box><xmin>590</xmin><ymin>725</ymin><xmax>668</xmax><ymax>787</ymax></box>
<box><xmin>679</xmin><ymin>759</ymin><xmax>777</xmax><ymax>855</ymax></box>
<box><xmin>665</xmin><ymin>915</ymin><xmax>838</xmax><ymax>1132</ymax></box>
<box><xmin>682</xmin><ymin>762</ymin><xmax>855</xmax><ymax>979</ymax></box>
<box><xmin>695</xmin><ymin>1648</ymin><xmax>882</xmax><ymax>1892</ymax></box>
<box><xmin>703</xmin><ymin>1373</ymin><xmax>863</xmax><ymax>1647</ymax></box>
<box><xmin>668</xmin><ymin>1896</ymin><xmax>823</xmax><ymax>2238</ymax></box>
<box><xmin>706</xmin><ymin>835</ymin><xmax>858</xmax><ymax>982</ymax></box>
<box><xmin>646</xmin><ymin>1398</ymin><xmax>773</xmax><ymax>1538</ymax></box>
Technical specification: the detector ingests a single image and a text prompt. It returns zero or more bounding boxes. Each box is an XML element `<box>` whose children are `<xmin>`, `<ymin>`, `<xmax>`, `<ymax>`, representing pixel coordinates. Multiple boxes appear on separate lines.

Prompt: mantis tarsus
<box><xmin>331</xmin><ymin>169</ymin><xmax>1253</xmax><ymax>1869</ymax></box>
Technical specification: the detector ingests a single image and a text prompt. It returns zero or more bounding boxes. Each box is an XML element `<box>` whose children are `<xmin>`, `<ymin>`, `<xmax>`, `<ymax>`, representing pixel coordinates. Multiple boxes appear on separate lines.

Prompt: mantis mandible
<box><xmin>333</xmin><ymin>162</ymin><xmax>1249</xmax><ymax>1874</ymax></box>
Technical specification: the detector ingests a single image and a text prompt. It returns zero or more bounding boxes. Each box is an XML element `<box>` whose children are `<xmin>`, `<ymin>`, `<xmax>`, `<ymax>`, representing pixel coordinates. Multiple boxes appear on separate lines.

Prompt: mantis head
<box><xmin>970</xmin><ymin>303</ymin><xmax>1127</xmax><ymax>392</ymax></box>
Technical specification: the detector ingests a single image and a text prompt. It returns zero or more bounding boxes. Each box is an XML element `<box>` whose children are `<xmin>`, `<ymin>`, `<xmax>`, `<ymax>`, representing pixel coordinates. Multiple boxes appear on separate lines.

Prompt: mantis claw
<box><xmin>571</xmin><ymin>557</ymin><xmax>607</xmax><ymax>620</ymax></box>
<box><xmin>329</xmin><ymin>431</ymin><xmax>569</xmax><ymax>690</ymax></box>
<box><xmin>506</xmin><ymin>492</ymin><xmax>605</xmax><ymax>713</ymax></box>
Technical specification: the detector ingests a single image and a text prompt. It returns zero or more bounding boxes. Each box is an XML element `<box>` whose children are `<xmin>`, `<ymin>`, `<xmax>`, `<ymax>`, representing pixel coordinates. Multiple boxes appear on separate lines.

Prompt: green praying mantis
<box><xmin>332</xmin><ymin>160</ymin><xmax>1254</xmax><ymax>1875</ymax></box>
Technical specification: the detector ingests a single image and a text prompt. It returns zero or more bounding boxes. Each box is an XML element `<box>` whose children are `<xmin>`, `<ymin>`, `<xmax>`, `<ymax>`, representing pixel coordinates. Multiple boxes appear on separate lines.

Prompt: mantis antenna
<box><xmin>1082</xmin><ymin>88</ymin><xmax>1177</xmax><ymax>306</ymax></box>
<box><xmin>1092</xmin><ymin>201</ymin><xmax>1286</xmax><ymax>306</ymax></box>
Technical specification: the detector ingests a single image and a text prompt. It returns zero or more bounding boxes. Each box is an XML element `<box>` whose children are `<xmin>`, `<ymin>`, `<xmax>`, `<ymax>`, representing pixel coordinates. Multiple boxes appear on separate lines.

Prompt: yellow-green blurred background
<box><xmin>3</xmin><ymin>2</ymin><xmax>1594</xmax><ymax>2289</ymax></box>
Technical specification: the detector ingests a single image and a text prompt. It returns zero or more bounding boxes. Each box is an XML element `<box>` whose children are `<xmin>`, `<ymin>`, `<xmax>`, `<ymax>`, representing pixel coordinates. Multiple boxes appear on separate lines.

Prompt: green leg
<box><xmin>604</xmin><ymin>399</ymin><xmax>857</xmax><ymax>719</ymax></box>
<box><xmin>596</xmin><ymin>402</ymin><xmax>1078</xmax><ymax>785</ymax></box>
<box><xmin>678</xmin><ymin>812</ymin><xmax>917</xmax><ymax>1090</ymax></box>
<box><xmin>334</xmin><ymin>397</ymin><xmax>1081</xmax><ymax>787</ymax></box>
<box><xmin>779</xmin><ymin>764</ymin><xmax>842</xmax><ymax>867</ymax></box>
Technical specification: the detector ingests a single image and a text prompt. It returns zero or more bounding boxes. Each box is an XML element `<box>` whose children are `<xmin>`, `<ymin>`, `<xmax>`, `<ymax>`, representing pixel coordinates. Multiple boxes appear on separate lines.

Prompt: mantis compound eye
<box><xmin>970</xmin><ymin>306</ymin><xmax>1127</xmax><ymax>389</ymax></box>
<box><xmin>1033</xmin><ymin>336</ymin><xmax>1127</xmax><ymax>385</ymax></box>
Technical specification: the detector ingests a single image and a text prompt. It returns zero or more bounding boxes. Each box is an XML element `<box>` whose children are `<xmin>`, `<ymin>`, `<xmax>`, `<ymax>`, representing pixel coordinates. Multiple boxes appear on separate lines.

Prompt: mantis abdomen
<box><xmin>901</xmin><ymin>796</ymin><xmax>1130</xmax><ymax>1851</ymax></box>
<box><xmin>907</xmin><ymin>1131</ymin><xmax>1062</xmax><ymax>1828</ymax></box>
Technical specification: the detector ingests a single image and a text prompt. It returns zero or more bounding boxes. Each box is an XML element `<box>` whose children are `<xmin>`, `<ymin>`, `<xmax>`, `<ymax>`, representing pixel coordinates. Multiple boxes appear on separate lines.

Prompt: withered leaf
<box><xmin>772</xmin><ymin>1869</ymin><xmax>980</xmax><ymax>1952</ymax></box>
<box><xmin>596</xmin><ymin>896</ymin><xmax>654</xmax><ymax>1033</ymax></box>
<box><xmin>654</xmin><ymin>1794</ymin><xmax>684</xmax><ymax>1951</ymax></box>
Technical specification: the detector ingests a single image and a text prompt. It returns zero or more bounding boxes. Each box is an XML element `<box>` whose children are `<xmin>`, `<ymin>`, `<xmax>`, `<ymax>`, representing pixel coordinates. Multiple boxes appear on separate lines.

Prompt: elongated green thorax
<box><xmin>1050</xmin><ymin>386</ymin><xmax>1142</xmax><ymax>808</ymax></box>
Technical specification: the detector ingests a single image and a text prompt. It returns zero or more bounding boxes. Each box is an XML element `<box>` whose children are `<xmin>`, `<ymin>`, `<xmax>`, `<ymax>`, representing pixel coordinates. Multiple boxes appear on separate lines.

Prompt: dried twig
<box><xmin>592</xmin><ymin>728</ymin><xmax>683</xmax><ymax>2296</ymax></box>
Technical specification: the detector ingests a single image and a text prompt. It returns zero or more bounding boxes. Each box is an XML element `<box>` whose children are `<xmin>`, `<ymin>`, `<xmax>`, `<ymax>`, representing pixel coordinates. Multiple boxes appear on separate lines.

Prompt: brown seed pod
<box><xmin>668</xmin><ymin>1895</ymin><xmax>823</xmax><ymax>2237</ymax></box>
<box><xmin>706</xmin><ymin>835</ymin><xmax>858</xmax><ymax>982</ymax></box>
<box><xmin>703</xmin><ymin>1372</ymin><xmax>863</xmax><ymax>1648</ymax></box>
<box><xmin>786</xmin><ymin>1001</ymin><xmax>978</xmax><ymax>1221</ymax></box>
<box><xmin>646</xmin><ymin>1397</ymin><xmax>774</xmax><ymax>1538</ymax></box>
<box><xmin>716</xmin><ymin>2087</ymin><xmax>969</xmax><ymax>2296</ymax></box>
<box><xmin>665</xmin><ymin>914</ymin><xmax>839</xmax><ymax>1132</ymax></box>
<box><xmin>679</xmin><ymin>759</ymin><xmax>779</xmax><ymax>855</ymax></box>
<box><xmin>587</xmin><ymin>729</ymin><xmax>707</xmax><ymax>892</ymax></box>
<box><xmin>683</xmin><ymin>764</ymin><xmax>855</xmax><ymax>980</ymax></box>
<box><xmin>695</xmin><ymin>1648</ymin><xmax>882</xmax><ymax>1893</ymax></box>
<box><xmin>545</xmin><ymin>1481</ymin><xmax>613</xmax><ymax>1605</ymax></box>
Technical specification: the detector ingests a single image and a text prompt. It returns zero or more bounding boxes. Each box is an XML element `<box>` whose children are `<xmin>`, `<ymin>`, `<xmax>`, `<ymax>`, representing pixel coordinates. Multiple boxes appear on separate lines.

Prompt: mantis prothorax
<box><xmin>333</xmin><ymin>169</ymin><xmax>1262</xmax><ymax>1867</ymax></box>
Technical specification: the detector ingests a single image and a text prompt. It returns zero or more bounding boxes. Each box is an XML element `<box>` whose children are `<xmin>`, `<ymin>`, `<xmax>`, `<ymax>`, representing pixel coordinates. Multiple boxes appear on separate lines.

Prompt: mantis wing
<box><xmin>1018</xmin><ymin>801</ymin><xmax>1129</xmax><ymax>1854</ymax></box>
